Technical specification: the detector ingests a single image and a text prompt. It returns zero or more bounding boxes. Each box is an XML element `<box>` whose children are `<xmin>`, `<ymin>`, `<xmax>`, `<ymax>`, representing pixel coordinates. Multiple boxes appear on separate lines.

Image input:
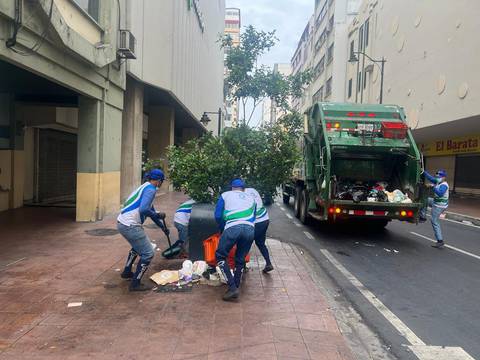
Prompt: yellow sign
<box><xmin>420</xmin><ymin>134</ymin><xmax>480</xmax><ymax>156</ymax></box>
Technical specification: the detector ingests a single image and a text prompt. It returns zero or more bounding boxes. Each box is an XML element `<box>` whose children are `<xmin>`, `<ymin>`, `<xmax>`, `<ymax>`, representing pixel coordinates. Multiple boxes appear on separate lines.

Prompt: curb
<box><xmin>444</xmin><ymin>211</ymin><xmax>480</xmax><ymax>226</ymax></box>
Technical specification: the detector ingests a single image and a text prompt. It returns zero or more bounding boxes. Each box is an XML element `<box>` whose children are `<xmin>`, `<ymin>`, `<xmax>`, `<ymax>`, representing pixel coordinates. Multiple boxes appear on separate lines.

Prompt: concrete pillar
<box><xmin>147</xmin><ymin>106</ymin><xmax>174</xmax><ymax>189</ymax></box>
<box><xmin>76</xmin><ymin>96</ymin><xmax>122</xmax><ymax>221</ymax></box>
<box><xmin>120</xmin><ymin>78</ymin><xmax>144</xmax><ymax>201</ymax></box>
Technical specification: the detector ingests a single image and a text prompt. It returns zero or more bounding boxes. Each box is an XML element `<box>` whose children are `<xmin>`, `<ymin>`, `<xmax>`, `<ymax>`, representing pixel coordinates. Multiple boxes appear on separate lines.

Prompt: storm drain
<box><xmin>85</xmin><ymin>228</ymin><xmax>119</xmax><ymax>236</ymax></box>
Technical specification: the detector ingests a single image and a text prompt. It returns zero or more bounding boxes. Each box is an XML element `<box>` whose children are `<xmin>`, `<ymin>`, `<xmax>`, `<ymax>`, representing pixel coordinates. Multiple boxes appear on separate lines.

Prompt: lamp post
<box><xmin>349</xmin><ymin>51</ymin><xmax>386</xmax><ymax>104</ymax></box>
<box><xmin>200</xmin><ymin>107</ymin><xmax>223</xmax><ymax>136</ymax></box>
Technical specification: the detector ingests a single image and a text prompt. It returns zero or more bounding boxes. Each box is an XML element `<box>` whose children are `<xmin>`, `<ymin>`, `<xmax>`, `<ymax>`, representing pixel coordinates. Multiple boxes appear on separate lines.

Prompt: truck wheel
<box><xmin>299</xmin><ymin>189</ymin><xmax>310</xmax><ymax>225</ymax></box>
<box><xmin>282</xmin><ymin>194</ymin><xmax>290</xmax><ymax>205</ymax></box>
<box><xmin>294</xmin><ymin>187</ymin><xmax>302</xmax><ymax>218</ymax></box>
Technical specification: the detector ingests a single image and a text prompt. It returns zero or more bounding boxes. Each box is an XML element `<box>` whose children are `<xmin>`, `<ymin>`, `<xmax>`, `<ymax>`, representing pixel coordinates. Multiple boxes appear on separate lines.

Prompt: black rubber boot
<box><xmin>129</xmin><ymin>262</ymin><xmax>152</xmax><ymax>292</ymax></box>
<box><xmin>234</xmin><ymin>267</ymin><xmax>244</xmax><ymax>288</ymax></box>
<box><xmin>121</xmin><ymin>249</ymin><xmax>138</xmax><ymax>279</ymax></box>
<box><xmin>222</xmin><ymin>287</ymin><xmax>240</xmax><ymax>301</ymax></box>
<box><xmin>262</xmin><ymin>264</ymin><xmax>274</xmax><ymax>273</ymax></box>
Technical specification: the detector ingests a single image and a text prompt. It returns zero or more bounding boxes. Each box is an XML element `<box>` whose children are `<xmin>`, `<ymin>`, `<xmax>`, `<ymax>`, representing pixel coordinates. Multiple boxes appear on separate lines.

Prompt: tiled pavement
<box><xmin>0</xmin><ymin>192</ymin><xmax>356</xmax><ymax>359</ymax></box>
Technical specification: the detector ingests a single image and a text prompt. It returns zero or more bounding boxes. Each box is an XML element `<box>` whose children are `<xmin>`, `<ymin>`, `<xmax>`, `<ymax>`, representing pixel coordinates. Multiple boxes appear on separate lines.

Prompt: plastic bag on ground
<box><xmin>179</xmin><ymin>260</ymin><xmax>193</xmax><ymax>282</ymax></box>
<box><xmin>192</xmin><ymin>261</ymin><xmax>207</xmax><ymax>276</ymax></box>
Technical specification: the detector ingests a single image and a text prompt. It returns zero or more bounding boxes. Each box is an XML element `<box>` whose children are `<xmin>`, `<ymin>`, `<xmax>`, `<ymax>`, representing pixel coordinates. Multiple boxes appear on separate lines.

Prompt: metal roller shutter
<box><xmin>38</xmin><ymin>129</ymin><xmax>77</xmax><ymax>203</ymax></box>
<box><xmin>455</xmin><ymin>154</ymin><xmax>480</xmax><ymax>192</ymax></box>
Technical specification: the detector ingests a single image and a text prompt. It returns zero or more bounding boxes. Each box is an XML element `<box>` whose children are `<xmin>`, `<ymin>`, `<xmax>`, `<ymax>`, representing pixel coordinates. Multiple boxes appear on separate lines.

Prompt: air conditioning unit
<box><xmin>118</xmin><ymin>29</ymin><xmax>136</xmax><ymax>59</ymax></box>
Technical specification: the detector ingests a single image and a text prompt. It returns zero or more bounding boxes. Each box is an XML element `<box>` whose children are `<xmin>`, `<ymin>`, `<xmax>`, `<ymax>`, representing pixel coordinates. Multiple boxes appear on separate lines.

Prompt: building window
<box><xmin>348</xmin><ymin>78</ymin><xmax>353</xmax><ymax>98</ymax></box>
<box><xmin>326</xmin><ymin>77</ymin><xmax>332</xmax><ymax>97</ymax></box>
<box><xmin>358</xmin><ymin>24</ymin><xmax>364</xmax><ymax>51</ymax></box>
<box><xmin>357</xmin><ymin>71</ymin><xmax>362</xmax><ymax>92</ymax></box>
<box><xmin>313</xmin><ymin>87</ymin><xmax>324</xmax><ymax>103</ymax></box>
<box><xmin>364</xmin><ymin>19</ymin><xmax>370</xmax><ymax>48</ymax></box>
<box><xmin>363</xmin><ymin>72</ymin><xmax>367</xmax><ymax>89</ymax></box>
<box><xmin>315</xmin><ymin>56</ymin><xmax>325</xmax><ymax>78</ymax></box>
<box><xmin>327</xmin><ymin>43</ymin><xmax>334</xmax><ymax>64</ymax></box>
<box><xmin>350</xmin><ymin>40</ymin><xmax>355</xmax><ymax>59</ymax></box>
<box><xmin>72</xmin><ymin>0</ymin><xmax>100</xmax><ymax>21</ymax></box>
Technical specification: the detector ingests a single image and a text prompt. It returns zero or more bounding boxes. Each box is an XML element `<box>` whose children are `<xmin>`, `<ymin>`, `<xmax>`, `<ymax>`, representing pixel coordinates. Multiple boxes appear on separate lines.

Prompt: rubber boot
<box><xmin>218</xmin><ymin>260</ymin><xmax>239</xmax><ymax>301</ymax></box>
<box><xmin>234</xmin><ymin>267</ymin><xmax>243</xmax><ymax>288</ymax></box>
<box><xmin>121</xmin><ymin>249</ymin><xmax>138</xmax><ymax>279</ymax></box>
<box><xmin>129</xmin><ymin>261</ymin><xmax>153</xmax><ymax>292</ymax></box>
<box><xmin>431</xmin><ymin>241</ymin><xmax>445</xmax><ymax>249</ymax></box>
<box><xmin>263</xmin><ymin>263</ymin><xmax>274</xmax><ymax>273</ymax></box>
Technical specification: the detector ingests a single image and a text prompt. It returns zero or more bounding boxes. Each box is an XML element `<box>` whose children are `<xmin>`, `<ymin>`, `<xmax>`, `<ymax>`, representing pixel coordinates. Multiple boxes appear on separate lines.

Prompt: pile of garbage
<box><xmin>150</xmin><ymin>260</ymin><xmax>228</xmax><ymax>292</ymax></box>
<box><xmin>335</xmin><ymin>180</ymin><xmax>412</xmax><ymax>203</ymax></box>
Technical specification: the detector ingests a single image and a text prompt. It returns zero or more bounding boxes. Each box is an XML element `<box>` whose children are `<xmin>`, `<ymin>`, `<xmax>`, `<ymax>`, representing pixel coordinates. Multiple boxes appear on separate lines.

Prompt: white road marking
<box><xmin>320</xmin><ymin>249</ymin><xmax>425</xmax><ymax>346</ymax></box>
<box><xmin>303</xmin><ymin>231</ymin><xmax>314</xmax><ymax>240</ymax></box>
<box><xmin>411</xmin><ymin>232</ymin><xmax>480</xmax><ymax>261</ymax></box>
<box><xmin>286</xmin><ymin>213</ymin><xmax>293</xmax><ymax>219</ymax></box>
<box><xmin>279</xmin><ymin>207</ymin><xmax>286</xmax><ymax>211</ymax></box>
<box><xmin>408</xmin><ymin>345</ymin><xmax>475</xmax><ymax>360</ymax></box>
<box><xmin>294</xmin><ymin>222</ymin><xmax>302</xmax><ymax>227</ymax></box>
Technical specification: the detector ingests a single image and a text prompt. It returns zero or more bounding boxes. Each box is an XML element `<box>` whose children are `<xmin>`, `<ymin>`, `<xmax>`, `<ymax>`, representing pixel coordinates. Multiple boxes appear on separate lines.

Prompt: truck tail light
<box><xmin>335</xmin><ymin>207</ymin><xmax>342</xmax><ymax>214</ymax></box>
<box><xmin>381</xmin><ymin>122</ymin><xmax>408</xmax><ymax>139</ymax></box>
<box><xmin>407</xmin><ymin>210</ymin><xmax>414</xmax><ymax>217</ymax></box>
<box><xmin>326</xmin><ymin>122</ymin><xmax>341</xmax><ymax>131</ymax></box>
<box><xmin>328</xmin><ymin>207</ymin><xmax>334</xmax><ymax>214</ymax></box>
<box><xmin>400</xmin><ymin>210</ymin><xmax>407</xmax><ymax>217</ymax></box>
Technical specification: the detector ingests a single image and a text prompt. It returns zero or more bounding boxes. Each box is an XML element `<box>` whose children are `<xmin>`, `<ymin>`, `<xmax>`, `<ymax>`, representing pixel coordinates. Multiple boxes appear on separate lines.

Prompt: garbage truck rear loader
<box><xmin>282</xmin><ymin>103</ymin><xmax>424</xmax><ymax>227</ymax></box>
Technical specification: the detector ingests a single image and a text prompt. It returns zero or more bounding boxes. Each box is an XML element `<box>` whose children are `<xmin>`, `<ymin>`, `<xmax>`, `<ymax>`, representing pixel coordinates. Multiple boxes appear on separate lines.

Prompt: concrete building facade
<box><xmin>346</xmin><ymin>0</ymin><xmax>480</xmax><ymax>194</ymax></box>
<box><xmin>223</xmin><ymin>7</ymin><xmax>241</xmax><ymax>129</ymax></box>
<box><xmin>0</xmin><ymin>0</ymin><xmax>225</xmax><ymax>221</ymax></box>
<box><xmin>291</xmin><ymin>0</ymin><xmax>360</xmax><ymax>113</ymax></box>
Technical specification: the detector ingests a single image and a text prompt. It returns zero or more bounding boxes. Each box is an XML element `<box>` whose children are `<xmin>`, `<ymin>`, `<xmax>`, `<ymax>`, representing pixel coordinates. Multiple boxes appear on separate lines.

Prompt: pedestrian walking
<box><xmin>420</xmin><ymin>169</ymin><xmax>449</xmax><ymax>249</ymax></box>
<box><xmin>173</xmin><ymin>199</ymin><xmax>196</xmax><ymax>256</ymax></box>
<box><xmin>117</xmin><ymin>169</ymin><xmax>170</xmax><ymax>291</ymax></box>
<box><xmin>214</xmin><ymin>178</ymin><xmax>256</xmax><ymax>301</ymax></box>
<box><xmin>245</xmin><ymin>187</ymin><xmax>273</xmax><ymax>273</ymax></box>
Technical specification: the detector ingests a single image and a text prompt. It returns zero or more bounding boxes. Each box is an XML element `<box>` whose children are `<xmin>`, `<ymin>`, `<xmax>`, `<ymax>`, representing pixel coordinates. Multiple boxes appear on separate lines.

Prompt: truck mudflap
<box><xmin>325</xmin><ymin>200</ymin><xmax>423</xmax><ymax>222</ymax></box>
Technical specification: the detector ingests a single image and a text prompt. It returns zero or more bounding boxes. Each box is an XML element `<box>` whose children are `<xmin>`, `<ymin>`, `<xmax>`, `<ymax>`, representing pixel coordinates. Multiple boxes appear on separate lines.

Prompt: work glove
<box><xmin>151</xmin><ymin>213</ymin><xmax>166</xmax><ymax>230</ymax></box>
<box><xmin>163</xmin><ymin>227</ymin><xmax>170</xmax><ymax>236</ymax></box>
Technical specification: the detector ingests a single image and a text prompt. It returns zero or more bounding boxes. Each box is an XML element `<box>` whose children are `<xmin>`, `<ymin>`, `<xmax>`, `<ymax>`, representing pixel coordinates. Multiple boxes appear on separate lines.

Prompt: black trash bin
<box><xmin>188</xmin><ymin>203</ymin><xmax>219</xmax><ymax>261</ymax></box>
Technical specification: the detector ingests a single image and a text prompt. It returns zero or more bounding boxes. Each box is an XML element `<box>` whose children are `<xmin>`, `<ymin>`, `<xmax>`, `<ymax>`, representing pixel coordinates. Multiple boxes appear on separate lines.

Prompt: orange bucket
<box><xmin>203</xmin><ymin>233</ymin><xmax>251</xmax><ymax>268</ymax></box>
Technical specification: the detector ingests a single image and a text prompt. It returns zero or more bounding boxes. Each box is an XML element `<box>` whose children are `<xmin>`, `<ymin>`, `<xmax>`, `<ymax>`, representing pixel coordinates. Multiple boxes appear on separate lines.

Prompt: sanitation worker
<box><xmin>214</xmin><ymin>178</ymin><xmax>256</xmax><ymax>301</ymax></box>
<box><xmin>117</xmin><ymin>169</ymin><xmax>169</xmax><ymax>291</ymax></box>
<box><xmin>173</xmin><ymin>198</ymin><xmax>196</xmax><ymax>256</ymax></box>
<box><xmin>245</xmin><ymin>187</ymin><xmax>273</xmax><ymax>273</ymax></box>
<box><xmin>420</xmin><ymin>169</ymin><xmax>449</xmax><ymax>249</ymax></box>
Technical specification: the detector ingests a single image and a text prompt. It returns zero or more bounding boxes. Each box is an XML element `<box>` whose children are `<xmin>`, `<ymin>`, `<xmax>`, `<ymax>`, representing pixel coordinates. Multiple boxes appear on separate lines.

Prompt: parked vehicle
<box><xmin>282</xmin><ymin>103</ymin><xmax>425</xmax><ymax>227</ymax></box>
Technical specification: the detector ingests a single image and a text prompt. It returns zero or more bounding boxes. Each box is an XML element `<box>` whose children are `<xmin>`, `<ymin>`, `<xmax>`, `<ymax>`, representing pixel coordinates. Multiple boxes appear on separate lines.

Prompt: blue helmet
<box><xmin>231</xmin><ymin>178</ymin><xmax>245</xmax><ymax>188</ymax></box>
<box><xmin>436</xmin><ymin>169</ymin><xmax>447</xmax><ymax>178</ymax></box>
<box><xmin>148</xmin><ymin>169</ymin><xmax>165</xmax><ymax>181</ymax></box>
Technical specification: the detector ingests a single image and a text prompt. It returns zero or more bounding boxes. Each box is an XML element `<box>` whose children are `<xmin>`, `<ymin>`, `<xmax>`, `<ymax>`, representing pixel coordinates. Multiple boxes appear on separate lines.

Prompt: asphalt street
<box><xmin>267</xmin><ymin>199</ymin><xmax>480</xmax><ymax>360</ymax></box>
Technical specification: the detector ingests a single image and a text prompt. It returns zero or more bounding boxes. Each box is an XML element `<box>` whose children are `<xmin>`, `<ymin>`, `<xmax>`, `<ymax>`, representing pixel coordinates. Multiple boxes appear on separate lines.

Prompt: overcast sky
<box><xmin>226</xmin><ymin>0</ymin><xmax>314</xmax><ymax>67</ymax></box>
<box><xmin>225</xmin><ymin>0</ymin><xmax>314</xmax><ymax>125</ymax></box>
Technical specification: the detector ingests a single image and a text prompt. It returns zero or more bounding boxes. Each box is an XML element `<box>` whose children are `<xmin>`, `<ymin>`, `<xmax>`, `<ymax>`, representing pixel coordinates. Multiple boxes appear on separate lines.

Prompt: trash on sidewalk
<box><xmin>150</xmin><ymin>270</ymin><xmax>180</xmax><ymax>285</ymax></box>
<box><xmin>67</xmin><ymin>302</ymin><xmax>83</xmax><ymax>308</ymax></box>
<box><xmin>153</xmin><ymin>283</ymin><xmax>193</xmax><ymax>293</ymax></box>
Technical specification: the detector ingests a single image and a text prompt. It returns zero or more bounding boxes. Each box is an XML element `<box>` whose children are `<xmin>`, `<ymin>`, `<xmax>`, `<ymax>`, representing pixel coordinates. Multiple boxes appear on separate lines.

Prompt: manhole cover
<box><xmin>85</xmin><ymin>228</ymin><xmax>118</xmax><ymax>236</ymax></box>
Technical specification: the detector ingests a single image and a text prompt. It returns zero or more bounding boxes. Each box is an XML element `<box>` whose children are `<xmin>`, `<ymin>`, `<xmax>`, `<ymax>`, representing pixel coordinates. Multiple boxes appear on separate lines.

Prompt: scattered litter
<box><xmin>192</xmin><ymin>261</ymin><xmax>207</xmax><ymax>276</ymax></box>
<box><xmin>393</xmin><ymin>250</ymin><xmax>399</xmax><ymax>254</ymax></box>
<box><xmin>115</xmin><ymin>268</ymin><xmax>121</xmax><ymax>272</ymax></box>
<box><xmin>150</xmin><ymin>270</ymin><xmax>180</xmax><ymax>285</ymax></box>
<box><xmin>300</xmin><ymin>250</ymin><xmax>304</xmax><ymax>255</ymax></box>
<box><xmin>153</xmin><ymin>284</ymin><xmax>193</xmax><ymax>293</ymax></box>
<box><xmin>383</xmin><ymin>248</ymin><xmax>392</xmax><ymax>253</ymax></box>
<box><xmin>179</xmin><ymin>260</ymin><xmax>193</xmax><ymax>282</ymax></box>
<box><xmin>150</xmin><ymin>242</ymin><xmax>157</xmax><ymax>251</ymax></box>
<box><xmin>362</xmin><ymin>243</ymin><xmax>376</xmax><ymax>247</ymax></box>
<box><xmin>67</xmin><ymin>302</ymin><xmax>83</xmax><ymax>308</ymax></box>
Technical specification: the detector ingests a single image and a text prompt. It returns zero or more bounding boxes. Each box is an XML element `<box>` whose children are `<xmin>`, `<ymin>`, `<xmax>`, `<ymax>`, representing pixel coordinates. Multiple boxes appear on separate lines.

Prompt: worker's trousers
<box><xmin>216</xmin><ymin>224</ymin><xmax>254</xmax><ymax>289</ymax></box>
<box><xmin>420</xmin><ymin>198</ymin><xmax>447</xmax><ymax>242</ymax></box>
<box><xmin>254</xmin><ymin>220</ymin><xmax>271</xmax><ymax>265</ymax></box>
<box><xmin>117</xmin><ymin>223</ymin><xmax>155</xmax><ymax>264</ymax></box>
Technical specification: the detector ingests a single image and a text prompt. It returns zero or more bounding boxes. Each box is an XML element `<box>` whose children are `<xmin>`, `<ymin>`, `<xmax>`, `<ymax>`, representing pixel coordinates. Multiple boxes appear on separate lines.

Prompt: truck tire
<box><xmin>294</xmin><ymin>187</ymin><xmax>302</xmax><ymax>218</ymax></box>
<box><xmin>299</xmin><ymin>189</ymin><xmax>311</xmax><ymax>225</ymax></box>
<box><xmin>282</xmin><ymin>194</ymin><xmax>290</xmax><ymax>205</ymax></box>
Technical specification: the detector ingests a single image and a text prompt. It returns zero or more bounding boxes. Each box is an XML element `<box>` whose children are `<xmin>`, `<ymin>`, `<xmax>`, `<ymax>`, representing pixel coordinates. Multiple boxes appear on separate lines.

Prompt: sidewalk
<box><xmin>444</xmin><ymin>195</ymin><xmax>480</xmax><ymax>225</ymax></box>
<box><xmin>0</xmin><ymin>191</ymin><xmax>356</xmax><ymax>360</ymax></box>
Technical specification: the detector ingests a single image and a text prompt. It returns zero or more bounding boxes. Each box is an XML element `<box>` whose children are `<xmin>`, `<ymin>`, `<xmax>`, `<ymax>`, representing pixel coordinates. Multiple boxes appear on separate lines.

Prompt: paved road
<box><xmin>268</xmin><ymin>199</ymin><xmax>480</xmax><ymax>360</ymax></box>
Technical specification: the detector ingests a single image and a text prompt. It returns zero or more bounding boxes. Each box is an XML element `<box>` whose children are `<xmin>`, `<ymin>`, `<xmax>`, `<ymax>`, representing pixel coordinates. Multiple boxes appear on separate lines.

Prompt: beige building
<box><xmin>0</xmin><ymin>0</ymin><xmax>225</xmax><ymax>221</ymax></box>
<box><xmin>346</xmin><ymin>0</ymin><xmax>480</xmax><ymax>194</ymax></box>
<box><xmin>292</xmin><ymin>0</ymin><xmax>360</xmax><ymax>113</ymax></box>
<box><xmin>224</xmin><ymin>7</ymin><xmax>241</xmax><ymax>128</ymax></box>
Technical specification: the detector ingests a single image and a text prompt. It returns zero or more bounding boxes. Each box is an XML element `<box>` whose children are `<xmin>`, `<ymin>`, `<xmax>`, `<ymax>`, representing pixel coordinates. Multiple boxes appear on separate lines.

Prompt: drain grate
<box><xmin>85</xmin><ymin>228</ymin><xmax>119</xmax><ymax>236</ymax></box>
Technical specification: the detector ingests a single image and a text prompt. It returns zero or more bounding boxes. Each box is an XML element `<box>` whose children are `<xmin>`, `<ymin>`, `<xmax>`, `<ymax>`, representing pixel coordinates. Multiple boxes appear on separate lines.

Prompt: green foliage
<box><xmin>220</xmin><ymin>25</ymin><xmax>312</xmax><ymax>125</ymax></box>
<box><xmin>167</xmin><ymin>123</ymin><xmax>302</xmax><ymax>203</ymax></box>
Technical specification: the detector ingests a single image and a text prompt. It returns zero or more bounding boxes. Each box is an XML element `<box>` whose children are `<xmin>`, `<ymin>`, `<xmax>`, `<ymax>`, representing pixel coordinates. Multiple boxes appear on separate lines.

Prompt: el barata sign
<box><xmin>420</xmin><ymin>134</ymin><xmax>480</xmax><ymax>156</ymax></box>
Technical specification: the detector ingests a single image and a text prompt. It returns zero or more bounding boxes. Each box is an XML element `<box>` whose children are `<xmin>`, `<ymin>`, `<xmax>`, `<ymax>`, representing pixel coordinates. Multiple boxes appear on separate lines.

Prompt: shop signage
<box><xmin>420</xmin><ymin>134</ymin><xmax>480</xmax><ymax>156</ymax></box>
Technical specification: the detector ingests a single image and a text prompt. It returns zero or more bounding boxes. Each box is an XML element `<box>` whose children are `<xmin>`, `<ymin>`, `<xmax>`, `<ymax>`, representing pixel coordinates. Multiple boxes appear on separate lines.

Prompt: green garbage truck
<box><xmin>282</xmin><ymin>103</ymin><xmax>425</xmax><ymax>227</ymax></box>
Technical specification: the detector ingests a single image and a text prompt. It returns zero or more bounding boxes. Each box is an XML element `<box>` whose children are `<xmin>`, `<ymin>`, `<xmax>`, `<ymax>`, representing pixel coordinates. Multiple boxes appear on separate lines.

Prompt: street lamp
<box><xmin>201</xmin><ymin>108</ymin><xmax>223</xmax><ymax>136</ymax></box>
<box><xmin>349</xmin><ymin>51</ymin><xmax>386</xmax><ymax>104</ymax></box>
